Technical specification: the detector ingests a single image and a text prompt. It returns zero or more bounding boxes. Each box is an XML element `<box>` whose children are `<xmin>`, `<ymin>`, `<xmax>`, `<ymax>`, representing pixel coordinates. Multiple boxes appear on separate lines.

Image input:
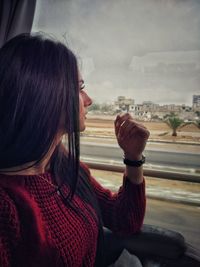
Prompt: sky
<box><xmin>32</xmin><ymin>0</ymin><xmax>200</xmax><ymax>105</ymax></box>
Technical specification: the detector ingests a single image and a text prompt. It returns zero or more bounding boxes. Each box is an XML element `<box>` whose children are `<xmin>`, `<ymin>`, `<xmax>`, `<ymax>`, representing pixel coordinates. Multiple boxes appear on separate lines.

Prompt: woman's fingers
<box><xmin>115</xmin><ymin>113</ymin><xmax>150</xmax><ymax>145</ymax></box>
<box><xmin>115</xmin><ymin>114</ymin><xmax>128</xmax><ymax>135</ymax></box>
<box><xmin>114</xmin><ymin>113</ymin><xmax>150</xmax><ymax>158</ymax></box>
<box><xmin>129</xmin><ymin>125</ymin><xmax>150</xmax><ymax>140</ymax></box>
<box><xmin>117</xmin><ymin>119</ymin><xmax>136</xmax><ymax>140</ymax></box>
<box><xmin>119</xmin><ymin>122</ymin><xmax>149</xmax><ymax>141</ymax></box>
<box><xmin>115</xmin><ymin>113</ymin><xmax>136</xmax><ymax>135</ymax></box>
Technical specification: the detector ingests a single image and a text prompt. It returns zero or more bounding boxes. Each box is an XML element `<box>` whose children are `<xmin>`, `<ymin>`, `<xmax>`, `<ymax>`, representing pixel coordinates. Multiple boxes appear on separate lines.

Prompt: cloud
<box><xmin>32</xmin><ymin>0</ymin><xmax>200</xmax><ymax>105</ymax></box>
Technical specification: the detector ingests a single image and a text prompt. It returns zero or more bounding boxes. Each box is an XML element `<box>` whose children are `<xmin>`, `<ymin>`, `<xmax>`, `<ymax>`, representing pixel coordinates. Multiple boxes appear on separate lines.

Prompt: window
<box><xmin>32</xmin><ymin>0</ymin><xmax>200</xmax><ymax>248</ymax></box>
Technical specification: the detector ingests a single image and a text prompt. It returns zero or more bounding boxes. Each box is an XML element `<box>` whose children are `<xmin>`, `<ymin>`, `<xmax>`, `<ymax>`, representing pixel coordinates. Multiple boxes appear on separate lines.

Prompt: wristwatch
<box><xmin>123</xmin><ymin>155</ymin><xmax>146</xmax><ymax>167</ymax></box>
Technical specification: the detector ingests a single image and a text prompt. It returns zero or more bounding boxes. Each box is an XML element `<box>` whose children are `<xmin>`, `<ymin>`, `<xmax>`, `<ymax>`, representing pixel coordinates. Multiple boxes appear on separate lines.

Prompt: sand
<box><xmin>85</xmin><ymin>115</ymin><xmax>200</xmax><ymax>143</ymax></box>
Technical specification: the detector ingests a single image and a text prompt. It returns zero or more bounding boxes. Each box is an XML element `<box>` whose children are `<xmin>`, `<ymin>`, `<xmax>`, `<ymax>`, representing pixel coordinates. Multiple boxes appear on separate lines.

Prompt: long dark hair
<box><xmin>0</xmin><ymin>33</ymin><xmax>104</xmax><ymax>266</ymax></box>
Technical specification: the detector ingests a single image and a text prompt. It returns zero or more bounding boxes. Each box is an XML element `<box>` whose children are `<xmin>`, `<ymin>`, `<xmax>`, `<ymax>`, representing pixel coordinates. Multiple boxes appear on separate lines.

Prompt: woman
<box><xmin>0</xmin><ymin>33</ymin><xmax>149</xmax><ymax>267</ymax></box>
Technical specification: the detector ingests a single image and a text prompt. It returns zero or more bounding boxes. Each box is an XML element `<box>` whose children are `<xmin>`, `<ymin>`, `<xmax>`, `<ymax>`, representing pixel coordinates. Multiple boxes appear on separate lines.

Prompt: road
<box><xmin>80</xmin><ymin>139</ymin><xmax>200</xmax><ymax>170</ymax></box>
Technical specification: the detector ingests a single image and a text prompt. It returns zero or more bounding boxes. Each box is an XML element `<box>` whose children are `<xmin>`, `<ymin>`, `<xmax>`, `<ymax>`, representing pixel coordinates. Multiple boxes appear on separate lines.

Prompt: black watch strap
<box><xmin>123</xmin><ymin>155</ymin><xmax>146</xmax><ymax>167</ymax></box>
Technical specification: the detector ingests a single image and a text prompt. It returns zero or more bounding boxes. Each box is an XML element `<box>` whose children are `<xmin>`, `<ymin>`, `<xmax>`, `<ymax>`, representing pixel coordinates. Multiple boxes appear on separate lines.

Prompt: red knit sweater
<box><xmin>0</xmin><ymin>163</ymin><xmax>146</xmax><ymax>267</ymax></box>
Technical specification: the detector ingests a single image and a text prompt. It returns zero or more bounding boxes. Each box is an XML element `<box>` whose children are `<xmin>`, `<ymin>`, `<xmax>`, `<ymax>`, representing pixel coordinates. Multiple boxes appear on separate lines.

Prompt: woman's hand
<box><xmin>114</xmin><ymin>113</ymin><xmax>150</xmax><ymax>160</ymax></box>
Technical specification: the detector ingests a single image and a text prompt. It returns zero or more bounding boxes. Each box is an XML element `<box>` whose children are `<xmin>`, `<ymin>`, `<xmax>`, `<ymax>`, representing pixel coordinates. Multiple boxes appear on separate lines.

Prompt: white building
<box><xmin>193</xmin><ymin>95</ymin><xmax>200</xmax><ymax>111</ymax></box>
<box><xmin>114</xmin><ymin>96</ymin><xmax>135</xmax><ymax>112</ymax></box>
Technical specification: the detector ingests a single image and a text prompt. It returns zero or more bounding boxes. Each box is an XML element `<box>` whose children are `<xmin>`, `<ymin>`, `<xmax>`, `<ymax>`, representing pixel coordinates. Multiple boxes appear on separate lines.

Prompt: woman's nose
<box><xmin>84</xmin><ymin>92</ymin><xmax>92</xmax><ymax>107</ymax></box>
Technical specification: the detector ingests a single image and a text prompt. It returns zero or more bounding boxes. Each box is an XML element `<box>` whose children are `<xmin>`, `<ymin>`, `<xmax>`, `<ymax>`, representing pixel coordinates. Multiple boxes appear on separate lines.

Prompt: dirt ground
<box><xmin>85</xmin><ymin>115</ymin><xmax>200</xmax><ymax>143</ymax></box>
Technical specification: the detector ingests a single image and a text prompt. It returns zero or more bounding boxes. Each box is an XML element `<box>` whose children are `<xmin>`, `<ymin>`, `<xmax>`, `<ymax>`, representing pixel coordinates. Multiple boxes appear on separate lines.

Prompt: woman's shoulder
<box><xmin>0</xmin><ymin>185</ymin><xmax>17</xmax><ymax>210</ymax></box>
<box><xmin>0</xmin><ymin>178</ymin><xmax>31</xmax><ymax>225</ymax></box>
<box><xmin>0</xmin><ymin>185</ymin><xmax>21</xmax><ymax>236</ymax></box>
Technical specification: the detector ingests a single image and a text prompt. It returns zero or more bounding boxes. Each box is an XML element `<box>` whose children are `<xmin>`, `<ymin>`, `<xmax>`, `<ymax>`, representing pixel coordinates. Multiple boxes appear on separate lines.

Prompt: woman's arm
<box><xmin>84</xmin><ymin>113</ymin><xmax>149</xmax><ymax>234</ymax></box>
<box><xmin>91</xmin><ymin>173</ymin><xmax>146</xmax><ymax>235</ymax></box>
<box><xmin>81</xmin><ymin>162</ymin><xmax>146</xmax><ymax>235</ymax></box>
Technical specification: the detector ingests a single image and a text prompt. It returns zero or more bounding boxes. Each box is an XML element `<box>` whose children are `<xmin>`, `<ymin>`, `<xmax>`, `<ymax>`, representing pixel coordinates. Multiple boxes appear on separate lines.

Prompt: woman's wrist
<box><xmin>124</xmin><ymin>153</ymin><xmax>143</xmax><ymax>161</ymax></box>
<box><xmin>123</xmin><ymin>153</ymin><xmax>145</xmax><ymax>184</ymax></box>
<box><xmin>125</xmin><ymin>165</ymin><xmax>144</xmax><ymax>184</ymax></box>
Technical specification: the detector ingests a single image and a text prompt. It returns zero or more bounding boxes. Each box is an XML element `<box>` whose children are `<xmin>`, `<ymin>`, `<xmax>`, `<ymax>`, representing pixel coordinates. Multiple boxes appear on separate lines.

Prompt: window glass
<box><xmin>32</xmin><ymin>0</ymin><xmax>200</xmax><ymax>248</ymax></box>
<box><xmin>32</xmin><ymin>0</ymin><xmax>200</xmax><ymax>173</ymax></box>
<box><xmin>33</xmin><ymin>0</ymin><xmax>200</xmax><ymax>105</ymax></box>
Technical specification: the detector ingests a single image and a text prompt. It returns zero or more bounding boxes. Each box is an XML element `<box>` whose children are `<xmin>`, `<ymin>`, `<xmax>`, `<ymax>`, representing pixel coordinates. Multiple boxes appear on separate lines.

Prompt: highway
<box><xmin>80</xmin><ymin>139</ymin><xmax>200</xmax><ymax>170</ymax></box>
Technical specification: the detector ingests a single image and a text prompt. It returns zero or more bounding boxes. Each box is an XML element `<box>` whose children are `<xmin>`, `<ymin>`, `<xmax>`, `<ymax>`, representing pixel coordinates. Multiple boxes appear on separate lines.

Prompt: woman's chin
<box><xmin>79</xmin><ymin>124</ymin><xmax>86</xmax><ymax>132</ymax></box>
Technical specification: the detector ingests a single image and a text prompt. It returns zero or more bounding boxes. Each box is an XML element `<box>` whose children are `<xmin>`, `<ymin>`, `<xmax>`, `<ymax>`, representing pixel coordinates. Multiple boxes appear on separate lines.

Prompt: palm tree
<box><xmin>165</xmin><ymin>116</ymin><xmax>185</xmax><ymax>137</ymax></box>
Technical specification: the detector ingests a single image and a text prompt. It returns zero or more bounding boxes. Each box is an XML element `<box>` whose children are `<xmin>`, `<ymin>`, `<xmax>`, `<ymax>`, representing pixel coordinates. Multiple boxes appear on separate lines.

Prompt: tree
<box><xmin>88</xmin><ymin>103</ymin><xmax>100</xmax><ymax>111</ymax></box>
<box><xmin>100</xmin><ymin>103</ymin><xmax>113</xmax><ymax>113</ymax></box>
<box><xmin>165</xmin><ymin>116</ymin><xmax>185</xmax><ymax>136</ymax></box>
<box><xmin>163</xmin><ymin>112</ymin><xmax>176</xmax><ymax>119</ymax></box>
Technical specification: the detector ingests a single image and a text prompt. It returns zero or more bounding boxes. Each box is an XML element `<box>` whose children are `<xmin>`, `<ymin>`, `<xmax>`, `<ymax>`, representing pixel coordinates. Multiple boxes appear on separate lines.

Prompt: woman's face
<box><xmin>78</xmin><ymin>73</ymin><xmax>92</xmax><ymax>131</ymax></box>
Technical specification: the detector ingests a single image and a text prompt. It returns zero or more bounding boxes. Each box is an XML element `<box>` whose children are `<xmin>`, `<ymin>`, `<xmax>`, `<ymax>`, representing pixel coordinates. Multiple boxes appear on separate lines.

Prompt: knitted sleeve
<box><xmin>81</xmin><ymin>163</ymin><xmax>146</xmax><ymax>235</ymax></box>
<box><xmin>0</xmin><ymin>187</ymin><xmax>20</xmax><ymax>267</ymax></box>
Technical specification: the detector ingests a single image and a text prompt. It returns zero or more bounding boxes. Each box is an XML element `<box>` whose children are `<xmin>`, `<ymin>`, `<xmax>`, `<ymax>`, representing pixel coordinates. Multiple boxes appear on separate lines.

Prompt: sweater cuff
<box><xmin>122</xmin><ymin>175</ymin><xmax>146</xmax><ymax>197</ymax></box>
<box><xmin>123</xmin><ymin>175</ymin><xmax>145</xmax><ymax>187</ymax></box>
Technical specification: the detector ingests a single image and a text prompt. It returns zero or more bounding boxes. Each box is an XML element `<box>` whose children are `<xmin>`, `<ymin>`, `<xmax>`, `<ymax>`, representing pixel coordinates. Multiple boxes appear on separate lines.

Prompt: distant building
<box><xmin>114</xmin><ymin>96</ymin><xmax>135</xmax><ymax>112</ymax></box>
<box><xmin>113</xmin><ymin>95</ymin><xmax>199</xmax><ymax>121</ymax></box>
<box><xmin>141</xmin><ymin>101</ymin><xmax>159</xmax><ymax>112</ymax></box>
<box><xmin>193</xmin><ymin>95</ymin><xmax>200</xmax><ymax>111</ymax></box>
